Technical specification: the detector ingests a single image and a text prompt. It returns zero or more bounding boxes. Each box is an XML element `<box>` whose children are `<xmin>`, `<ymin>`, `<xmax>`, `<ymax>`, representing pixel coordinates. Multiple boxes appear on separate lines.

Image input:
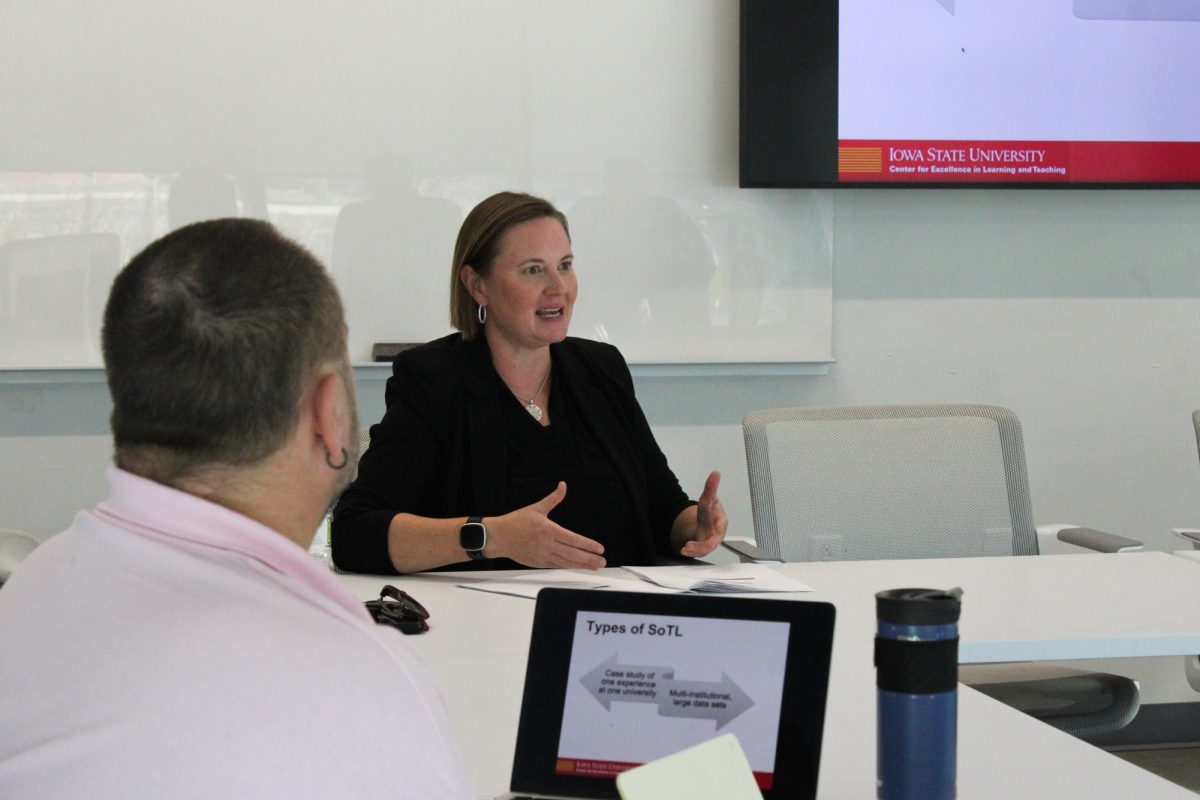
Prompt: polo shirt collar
<box><xmin>94</xmin><ymin>465</ymin><xmax>367</xmax><ymax>620</ymax></box>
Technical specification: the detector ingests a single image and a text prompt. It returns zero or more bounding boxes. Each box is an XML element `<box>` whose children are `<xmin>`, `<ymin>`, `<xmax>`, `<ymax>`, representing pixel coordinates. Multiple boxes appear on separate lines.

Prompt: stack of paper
<box><xmin>457</xmin><ymin>569</ymin><xmax>616</xmax><ymax>599</ymax></box>
<box><xmin>456</xmin><ymin>565</ymin><xmax>815</xmax><ymax>598</ymax></box>
<box><xmin>621</xmin><ymin>564</ymin><xmax>813</xmax><ymax>594</ymax></box>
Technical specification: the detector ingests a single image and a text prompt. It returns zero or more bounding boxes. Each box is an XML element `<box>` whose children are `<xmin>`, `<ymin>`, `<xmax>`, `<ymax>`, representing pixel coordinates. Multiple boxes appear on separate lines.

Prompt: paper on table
<box><xmin>457</xmin><ymin>569</ymin><xmax>616</xmax><ymax>600</ymax></box>
<box><xmin>621</xmin><ymin>564</ymin><xmax>814</xmax><ymax>593</ymax></box>
<box><xmin>615</xmin><ymin>733</ymin><xmax>763</xmax><ymax>800</ymax></box>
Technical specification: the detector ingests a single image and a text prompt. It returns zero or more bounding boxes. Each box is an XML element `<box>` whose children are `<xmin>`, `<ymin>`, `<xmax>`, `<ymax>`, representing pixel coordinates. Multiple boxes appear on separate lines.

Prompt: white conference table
<box><xmin>1175</xmin><ymin>549</ymin><xmax>1200</xmax><ymax>566</ymax></box>
<box><xmin>338</xmin><ymin>552</ymin><xmax>1200</xmax><ymax>799</ymax></box>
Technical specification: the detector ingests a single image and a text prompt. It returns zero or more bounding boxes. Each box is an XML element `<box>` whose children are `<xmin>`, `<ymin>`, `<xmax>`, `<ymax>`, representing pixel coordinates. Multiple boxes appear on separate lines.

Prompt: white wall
<box><xmin>2</xmin><ymin>0</ymin><xmax>1199</xmax><ymax>700</ymax></box>
<box><xmin>7</xmin><ymin>185</ymin><xmax>1200</xmax><ymax>550</ymax></box>
<box><xmin>656</xmin><ymin>190</ymin><xmax>1200</xmax><ymax>557</ymax></box>
<box><xmin>0</xmin><ymin>0</ymin><xmax>831</xmax><ymax>368</ymax></box>
<box><xmin>6</xmin><ymin>0</ymin><xmax>1195</xmax><ymax>550</ymax></box>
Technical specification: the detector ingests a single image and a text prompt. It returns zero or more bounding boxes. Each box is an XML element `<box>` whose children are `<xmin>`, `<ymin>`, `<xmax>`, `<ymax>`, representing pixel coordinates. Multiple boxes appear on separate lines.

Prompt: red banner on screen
<box><xmin>556</xmin><ymin>757</ymin><xmax>775</xmax><ymax>789</ymax></box>
<box><xmin>838</xmin><ymin>140</ymin><xmax>1200</xmax><ymax>184</ymax></box>
<box><xmin>556</xmin><ymin>757</ymin><xmax>639</xmax><ymax>780</ymax></box>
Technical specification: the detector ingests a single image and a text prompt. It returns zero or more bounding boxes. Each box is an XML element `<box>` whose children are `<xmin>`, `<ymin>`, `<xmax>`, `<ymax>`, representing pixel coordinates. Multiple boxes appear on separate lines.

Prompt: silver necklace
<box><xmin>514</xmin><ymin>365</ymin><xmax>552</xmax><ymax>422</ymax></box>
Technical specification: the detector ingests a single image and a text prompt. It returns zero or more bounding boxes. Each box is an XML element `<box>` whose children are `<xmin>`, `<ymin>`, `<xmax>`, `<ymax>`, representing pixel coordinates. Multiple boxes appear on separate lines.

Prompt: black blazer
<box><xmin>330</xmin><ymin>333</ymin><xmax>694</xmax><ymax>574</ymax></box>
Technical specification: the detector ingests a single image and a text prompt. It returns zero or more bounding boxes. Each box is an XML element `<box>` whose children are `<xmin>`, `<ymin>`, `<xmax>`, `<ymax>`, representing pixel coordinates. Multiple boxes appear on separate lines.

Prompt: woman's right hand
<box><xmin>488</xmin><ymin>482</ymin><xmax>606</xmax><ymax>570</ymax></box>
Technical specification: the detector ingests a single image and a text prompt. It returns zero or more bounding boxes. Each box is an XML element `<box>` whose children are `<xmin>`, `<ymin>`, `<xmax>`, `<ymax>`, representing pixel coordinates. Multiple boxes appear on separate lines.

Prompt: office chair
<box><xmin>741</xmin><ymin>404</ymin><xmax>1141</xmax><ymax>738</ymax></box>
<box><xmin>1170</xmin><ymin>410</ymin><xmax>1200</xmax><ymax>693</ymax></box>
<box><xmin>315</xmin><ymin>429</ymin><xmax>375</xmax><ymax>562</ymax></box>
<box><xmin>0</xmin><ymin>528</ymin><xmax>40</xmax><ymax>588</ymax></box>
<box><xmin>1176</xmin><ymin>408</ymin><xmax>1200</xmax><ymax>553</ymax></box>
<box><xmin>357</xmin><ymin>427</ymin><xmax>372</xmax><ymax>474</ymax></box>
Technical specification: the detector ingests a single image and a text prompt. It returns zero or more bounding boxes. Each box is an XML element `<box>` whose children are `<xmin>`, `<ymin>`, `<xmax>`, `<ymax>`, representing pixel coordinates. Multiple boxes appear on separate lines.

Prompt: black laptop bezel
<box><xmin>510</xmin><ymin>588</ymin><xmax>836</xmax><ymax>800</ymax></box>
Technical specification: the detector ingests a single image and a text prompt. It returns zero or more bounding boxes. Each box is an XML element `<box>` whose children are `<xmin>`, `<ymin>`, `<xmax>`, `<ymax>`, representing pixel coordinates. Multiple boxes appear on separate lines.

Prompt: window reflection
<box><xmin>0</xmin><ymin>171</ymin><xmax>831</xmax><ymax>367</ymax></box>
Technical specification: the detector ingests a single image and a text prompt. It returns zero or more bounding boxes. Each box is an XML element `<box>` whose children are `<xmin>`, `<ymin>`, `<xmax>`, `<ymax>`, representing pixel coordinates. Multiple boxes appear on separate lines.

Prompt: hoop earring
<box><xmin>477</xmin><ymin>304</ymin><xmax>487</xmax><ymax>325</ymax></box>
<box><xmin>325</xmin><ymin>447</ymin><xmax>348</xmax><ymax>470</ymax></box>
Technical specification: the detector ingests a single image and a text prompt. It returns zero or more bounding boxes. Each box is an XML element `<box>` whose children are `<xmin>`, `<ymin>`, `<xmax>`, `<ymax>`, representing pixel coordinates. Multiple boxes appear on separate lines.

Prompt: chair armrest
<box><xmin>1036</xmin><ymin>524</ymin><xmax>1142</xmax><ymax>554</ymax></box>
<box><xmin>1173</xmin><ymin>536</ymin><xmax>1200</xmax><ymax>690</ymax></box>
<box><xmin>1186</xmin><ymin>655</ymin><xmax>1200</xmax><ymax>693</ymax></box>
<box><xmin>0</xmin><ymin>528</ymin><xmax>41</xmax><ymax>583</ymax></box>
<box><xmin>720</xmin><ymin>539</ymin><xmax>782</xmax><ymax>564</ymax></box>
<box><xmin>1171</xmin><ymin>528</ymin><xmax>1200</xmax><ymax>550</ymax></box>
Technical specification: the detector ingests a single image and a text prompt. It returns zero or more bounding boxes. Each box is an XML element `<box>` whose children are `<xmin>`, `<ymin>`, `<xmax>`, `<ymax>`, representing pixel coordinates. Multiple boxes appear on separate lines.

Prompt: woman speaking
<box><xmin>331</xmin><ymin>191</ymin><xmax>726</xmax><ymax>573</ymax></box>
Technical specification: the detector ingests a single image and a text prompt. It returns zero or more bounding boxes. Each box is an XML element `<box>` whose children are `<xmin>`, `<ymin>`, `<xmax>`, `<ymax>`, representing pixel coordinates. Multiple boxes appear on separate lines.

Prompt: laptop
<box><xmin>500</xmin><ymin>588</ymin><xmax>836</xmax><ymax>800</ymax></box>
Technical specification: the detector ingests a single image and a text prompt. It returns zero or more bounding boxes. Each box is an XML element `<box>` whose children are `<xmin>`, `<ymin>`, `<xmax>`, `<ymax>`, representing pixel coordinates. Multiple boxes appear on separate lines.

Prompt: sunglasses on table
<box><xmin>364</xmin><ymin>584</ymin><xmax>429</xmax><ymax>634</ymax></box>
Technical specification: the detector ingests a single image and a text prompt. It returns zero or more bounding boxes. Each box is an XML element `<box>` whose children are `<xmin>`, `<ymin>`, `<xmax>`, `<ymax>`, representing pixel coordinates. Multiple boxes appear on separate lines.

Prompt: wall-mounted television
<box><xmin>740</xmin><ymin>1</ymin><xmax>1200</xmax><ymax>188</ymax></box>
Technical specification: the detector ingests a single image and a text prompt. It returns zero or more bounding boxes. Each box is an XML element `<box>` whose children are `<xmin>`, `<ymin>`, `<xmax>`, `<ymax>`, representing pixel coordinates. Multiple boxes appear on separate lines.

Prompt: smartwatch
<box><xmin>460</xmin><ymin>516</ymin><xmax>487</xmax><ymax>561</ymax></box>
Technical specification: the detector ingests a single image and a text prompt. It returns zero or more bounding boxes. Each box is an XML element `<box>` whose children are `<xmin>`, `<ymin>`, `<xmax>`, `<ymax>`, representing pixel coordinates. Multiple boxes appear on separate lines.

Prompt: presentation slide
<box><xmin>837</xmin><ymin>0</ymin><xmax>1200</xmax><ymax>183</ymax></box>
<box><xmin>555</xmin><ymin>610</ymin><xmax>789</xmax><ymax>790</ymax></box>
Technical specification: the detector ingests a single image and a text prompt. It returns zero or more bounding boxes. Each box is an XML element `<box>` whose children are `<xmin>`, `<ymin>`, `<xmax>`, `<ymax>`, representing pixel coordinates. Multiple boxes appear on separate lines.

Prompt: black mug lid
<box><xmin>876</xmin><ymin>587</ymin><xmax>962</xmax><ymax>625</ymax></box>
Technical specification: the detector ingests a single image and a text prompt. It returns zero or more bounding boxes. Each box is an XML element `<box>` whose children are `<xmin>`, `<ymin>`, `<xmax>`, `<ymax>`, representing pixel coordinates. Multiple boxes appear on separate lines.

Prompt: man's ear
<box><xmin>311</xmin><ymin>371</ymin><xmax>349</xmax><ymax>462</ymax></box>
<box><xmin>460</xmin><ymin>265</ymin><xmax>488</xmax><ymax>307</ymax></box>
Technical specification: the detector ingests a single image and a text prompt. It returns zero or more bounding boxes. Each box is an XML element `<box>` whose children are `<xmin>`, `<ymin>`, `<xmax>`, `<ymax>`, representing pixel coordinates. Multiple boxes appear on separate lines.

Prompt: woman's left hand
<box><xmin>679</xmin><ymin>471</ymin><xmax>728</xmax><ymax>558</ymax></box>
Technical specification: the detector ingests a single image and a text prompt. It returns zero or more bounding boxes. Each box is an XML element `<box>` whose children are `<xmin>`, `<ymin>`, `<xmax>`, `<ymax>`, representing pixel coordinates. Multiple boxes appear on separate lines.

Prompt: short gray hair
<box><xmin>102</xmin><ymin>218</ymin><xmax>347</xmax><ymax>483</ymax></box>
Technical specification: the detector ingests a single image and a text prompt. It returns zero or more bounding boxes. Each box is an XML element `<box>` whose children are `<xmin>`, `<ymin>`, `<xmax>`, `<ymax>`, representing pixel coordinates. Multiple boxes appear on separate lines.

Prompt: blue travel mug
<box><xmin>875</xmin><ymin>587</ymin><xmax>962</xmax><ymax>800</ymax></box>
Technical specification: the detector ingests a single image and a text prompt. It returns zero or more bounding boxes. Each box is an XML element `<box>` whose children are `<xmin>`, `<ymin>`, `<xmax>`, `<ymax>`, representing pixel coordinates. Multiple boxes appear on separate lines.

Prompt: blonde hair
<box><xmin>449</xmin><ymin>191</ymin><xmax>569</xmax><ymax>340</ymax></box>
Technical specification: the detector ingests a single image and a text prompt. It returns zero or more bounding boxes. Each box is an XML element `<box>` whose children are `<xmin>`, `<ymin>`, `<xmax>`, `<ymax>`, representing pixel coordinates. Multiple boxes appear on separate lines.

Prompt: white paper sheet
<box><xmin>457</xmin><ymin>569</ymin><xmax>616</xmax><ymax>600</ymax></box>
<box><xmin>621</xmin><ymin>564</ymin><xmax>814</xmax><ymax>594</ymax></box>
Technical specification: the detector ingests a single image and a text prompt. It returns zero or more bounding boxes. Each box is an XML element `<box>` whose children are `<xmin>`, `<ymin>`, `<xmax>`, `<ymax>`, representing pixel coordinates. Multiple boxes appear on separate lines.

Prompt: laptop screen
<box><xmin>511</xmin><ymin>589</ymin><xmax>836</xmax><ymax>800</ymax></box>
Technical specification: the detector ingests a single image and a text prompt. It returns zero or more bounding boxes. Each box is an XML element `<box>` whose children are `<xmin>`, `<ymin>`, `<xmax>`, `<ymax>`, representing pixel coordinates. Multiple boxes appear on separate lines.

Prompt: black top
<box><xmin>498</xmin><ymin>354</ymin><xmax>644</xmax><ymax>567</ymax></box>
<box><xmin>330</xmin><ymin>333</ymin><xmax>695</xmax><ymax>574</ymax></box>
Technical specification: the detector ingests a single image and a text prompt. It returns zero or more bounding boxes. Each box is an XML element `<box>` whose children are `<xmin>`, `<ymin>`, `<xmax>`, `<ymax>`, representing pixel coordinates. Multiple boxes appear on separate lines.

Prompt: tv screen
<box><xmin>740</xmin><ymin>1</ymin><xmax>1200</xmax><ymax>188</ymax></box>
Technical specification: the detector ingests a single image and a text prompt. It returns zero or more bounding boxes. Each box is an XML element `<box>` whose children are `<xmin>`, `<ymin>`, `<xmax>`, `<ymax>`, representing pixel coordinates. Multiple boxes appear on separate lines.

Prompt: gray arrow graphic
<box><xmin>658</xmin><ymin>671</ymin><xmax>756</xmax><ymax>730</ymax></box>
<box><xmin>580</xmin><ymin>654</ymin><xmax>667</xmax><ymax>711</ymax></box>
<box><xmin>581</xmin><ymin>657</ymin><xmax>755</xmax><ymax>728</ymax></box>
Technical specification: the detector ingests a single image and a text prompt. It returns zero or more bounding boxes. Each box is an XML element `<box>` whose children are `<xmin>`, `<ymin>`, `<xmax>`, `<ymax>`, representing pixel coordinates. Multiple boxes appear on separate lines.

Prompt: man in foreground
<box><xmin>0</xmin><ymin>219</ymin><xmax>472</xmax><ymax>798</ymax></box>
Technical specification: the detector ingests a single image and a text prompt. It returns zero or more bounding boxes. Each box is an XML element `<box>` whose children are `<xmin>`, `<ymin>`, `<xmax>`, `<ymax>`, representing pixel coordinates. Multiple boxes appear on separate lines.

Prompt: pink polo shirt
<box><xmin>0</xmin><ymin>467</ymin><xmax>473</xmax><ymax>799</ymax></box>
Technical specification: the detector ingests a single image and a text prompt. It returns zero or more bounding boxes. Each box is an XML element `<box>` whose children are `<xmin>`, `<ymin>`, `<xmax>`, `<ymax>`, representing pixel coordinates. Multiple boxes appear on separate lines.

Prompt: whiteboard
<box><xmin>0</xmin><ymin>0</ymin><xmax>832</xmax><ymax>368</ymax></box>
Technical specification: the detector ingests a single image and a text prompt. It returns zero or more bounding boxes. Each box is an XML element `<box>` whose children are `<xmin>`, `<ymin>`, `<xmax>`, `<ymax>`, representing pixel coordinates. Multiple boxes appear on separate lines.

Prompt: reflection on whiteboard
<box><xmin>0</xmin><ymin>232</ymin><xmax>120</xmax><ymax>366</ymax></box>
<box><xmin>0</xmin><ymin>1</ymin><xmax>832</xmax><ymax>368</ymax></box>
<box><xmin>0</xmin><ymin>169</ymin><xmax>831</xmax><ymax>367</ymax></box>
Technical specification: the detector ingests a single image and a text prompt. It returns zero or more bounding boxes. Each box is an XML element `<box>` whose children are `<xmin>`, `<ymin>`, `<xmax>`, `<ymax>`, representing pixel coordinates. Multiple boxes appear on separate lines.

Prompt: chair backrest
<box><xmin>0</xmin><ymin>528</ymin><xmax>40</xmax><ymax>585</ymax></box>
<box><xmin>357</xmin><ymin>428</ymin><xmax>372</xmax><ymax>463</ymax></box>
<box><xmin>742</xmin><ymin>404</ymin><xmax>1039</xmax><ymax>562</ymax></box>
<box><xmin>1191</xmin><ymin>410</ymin><xmax>1200</xmax><ymax>466</ymax></box>
<box><xmin>1185</xmin><ymin>411</ymin><xmax>1200</xmax><ymax>693</ymax></box>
